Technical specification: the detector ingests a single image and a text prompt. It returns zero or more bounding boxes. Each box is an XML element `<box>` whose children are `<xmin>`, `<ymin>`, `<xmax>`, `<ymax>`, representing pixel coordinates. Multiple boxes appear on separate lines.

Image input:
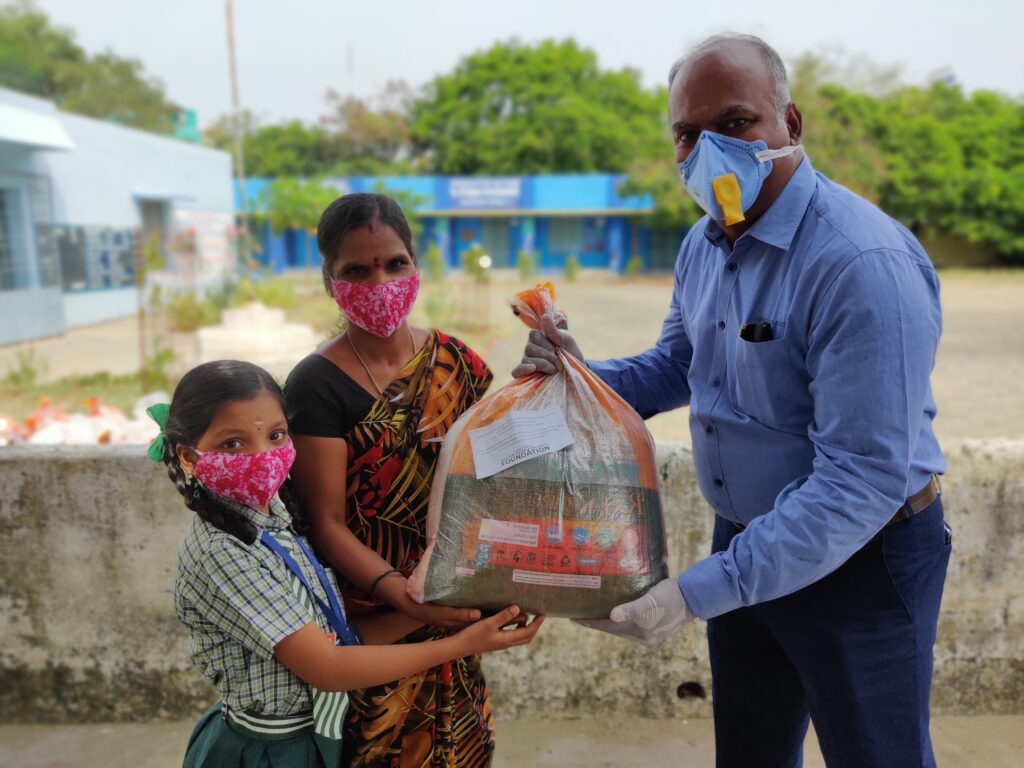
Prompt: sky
<box><xmin>32</xmin><ymin>0</ymin><xmax>1024</xmax><ymax>128</ymax></box>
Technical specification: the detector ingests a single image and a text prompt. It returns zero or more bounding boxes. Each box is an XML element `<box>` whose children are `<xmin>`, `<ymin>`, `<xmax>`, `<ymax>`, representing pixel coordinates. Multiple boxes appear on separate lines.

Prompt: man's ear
<box><xmin>785</xmin><ymin>102</ymin><xmax>803</xmax><ymax>144</ymax></box>
<box><xmin>176</xmin><ymin>444</ymin><xmax>197</xmax><ymax>477</ymax></box>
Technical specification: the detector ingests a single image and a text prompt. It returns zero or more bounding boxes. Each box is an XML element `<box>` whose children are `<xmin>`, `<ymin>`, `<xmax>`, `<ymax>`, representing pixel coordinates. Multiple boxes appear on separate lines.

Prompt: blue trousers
<box><xmin>707</xmin><ymin>498</ymin><xmax>951</xmax><ymax>768</ymax></box>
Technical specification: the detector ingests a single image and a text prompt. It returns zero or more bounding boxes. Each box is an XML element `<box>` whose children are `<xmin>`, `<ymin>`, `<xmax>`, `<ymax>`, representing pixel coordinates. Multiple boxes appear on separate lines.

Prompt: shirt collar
<box><xmin>218</xmin><ymin>495</ymin><xmax>292</xmax><ymax>532</ymax></box>
<box><xmin>702</xmin><ymin>154</ymin><xmax>816</xmax><ymax>252</ymax></box>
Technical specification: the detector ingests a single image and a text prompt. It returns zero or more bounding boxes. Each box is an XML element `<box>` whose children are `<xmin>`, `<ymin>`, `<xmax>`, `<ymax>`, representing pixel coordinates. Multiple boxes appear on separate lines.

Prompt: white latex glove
<box><xmin>511</xmin><ymin>312</ymin><xmax>585</xmax><ymax>378</ymax></box>
<box><xmin>576</xmin><ymin>578</ymin><xmax>695</xmax><ymax>647</ymax></box>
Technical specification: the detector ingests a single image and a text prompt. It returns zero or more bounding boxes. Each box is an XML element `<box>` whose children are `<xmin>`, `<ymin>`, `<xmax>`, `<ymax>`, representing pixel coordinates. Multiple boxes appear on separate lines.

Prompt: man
<box><xmin>515</xmin><ymin>34</ymin><xmax>950</xmax><ymax>768</ymax></box>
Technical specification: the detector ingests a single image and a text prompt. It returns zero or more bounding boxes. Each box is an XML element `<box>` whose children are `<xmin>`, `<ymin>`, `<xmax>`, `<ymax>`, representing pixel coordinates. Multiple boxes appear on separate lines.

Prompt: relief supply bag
<box><xmin>408</xmin><ymin>283</ymin><xmax>669</xmax><ymax>618</ymax></box>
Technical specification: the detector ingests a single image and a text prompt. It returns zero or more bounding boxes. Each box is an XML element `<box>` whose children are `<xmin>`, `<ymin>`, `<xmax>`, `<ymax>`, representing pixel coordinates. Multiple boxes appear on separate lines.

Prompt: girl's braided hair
<box><xmin>162</xmin><ymin>360</ymin><xmax>308</xmax><ymax>544</ymax></box>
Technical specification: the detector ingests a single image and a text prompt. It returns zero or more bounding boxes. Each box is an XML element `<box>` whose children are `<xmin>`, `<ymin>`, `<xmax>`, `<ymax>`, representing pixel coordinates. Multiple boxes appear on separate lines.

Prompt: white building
<box><xmin>0</xmin><ymin>88</ymin><xmax>234</xmax><ymax>345</ymax></box>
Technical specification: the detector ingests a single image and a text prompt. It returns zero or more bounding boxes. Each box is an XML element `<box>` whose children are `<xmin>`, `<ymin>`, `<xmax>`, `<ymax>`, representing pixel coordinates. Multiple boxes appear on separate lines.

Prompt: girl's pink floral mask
<box><xmin>192</xmin><ymin>441</ymin><xmax>296</xmax><ymax>509</ymax></box>
<box><xmin>332</xmin><ymin>271</ymin><xmax>420</xmax><ymax>338</ymax></box>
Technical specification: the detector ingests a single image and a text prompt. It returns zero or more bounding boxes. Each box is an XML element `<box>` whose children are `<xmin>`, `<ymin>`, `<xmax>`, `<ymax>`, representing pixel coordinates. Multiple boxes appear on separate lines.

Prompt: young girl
<box><xmin>150</xmin><ymin>360</ymin><xmax>542</xmax><ymax>767</ymax></box>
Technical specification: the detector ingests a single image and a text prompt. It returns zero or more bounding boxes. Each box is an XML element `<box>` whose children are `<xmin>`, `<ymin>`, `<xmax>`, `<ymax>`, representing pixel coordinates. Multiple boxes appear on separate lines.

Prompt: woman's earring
<box><xmin>187</xmin><ymin>474</ymin><xmax>202</xmax><ymax>502</ymax></box>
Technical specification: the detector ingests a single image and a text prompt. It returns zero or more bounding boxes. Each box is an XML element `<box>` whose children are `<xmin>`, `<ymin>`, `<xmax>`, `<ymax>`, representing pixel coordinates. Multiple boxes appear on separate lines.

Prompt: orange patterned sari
<box><xmin>340</xmin><ymin>330</ymin><xmax>494</xmax><ymax>768</ymax></box>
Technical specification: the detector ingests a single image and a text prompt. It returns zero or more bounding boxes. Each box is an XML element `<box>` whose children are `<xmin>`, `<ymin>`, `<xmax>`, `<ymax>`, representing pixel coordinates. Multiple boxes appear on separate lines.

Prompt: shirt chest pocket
<box><xmin>729</xmin><ymin>330</ymin><xmax>810</xmax><ymax>431</ymax></box>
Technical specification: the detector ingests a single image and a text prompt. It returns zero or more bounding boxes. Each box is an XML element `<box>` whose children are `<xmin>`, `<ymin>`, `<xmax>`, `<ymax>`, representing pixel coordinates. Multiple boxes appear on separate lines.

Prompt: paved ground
<box><xmin>2</xmin><ymin>715</ymin><xmax>1022</xmax><ymax>767</ymax></box>
<box><xmin>2</xmin><ymin>270</ymin><xmax>1021</xmax><ymax>443</ymax></box>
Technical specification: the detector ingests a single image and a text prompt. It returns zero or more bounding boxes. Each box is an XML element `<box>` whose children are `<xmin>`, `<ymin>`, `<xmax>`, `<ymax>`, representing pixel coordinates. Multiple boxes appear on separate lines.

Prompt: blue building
<box><xmin>239</xmin><ymin>175</ymin><xmax>688</xmax><ymax>275</ymax></box>
<box><xmin>0</xmin><ymin>88</ymin><xmax>234</xmax><ymax>346</ymax></box>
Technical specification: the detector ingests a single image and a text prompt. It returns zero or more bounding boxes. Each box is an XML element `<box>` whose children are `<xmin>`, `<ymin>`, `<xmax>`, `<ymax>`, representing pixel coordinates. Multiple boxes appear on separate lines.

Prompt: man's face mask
<box><xmin>677</xmin><ymin>131</ymin><xmax>802</xmax><ymax>226</ymax></box>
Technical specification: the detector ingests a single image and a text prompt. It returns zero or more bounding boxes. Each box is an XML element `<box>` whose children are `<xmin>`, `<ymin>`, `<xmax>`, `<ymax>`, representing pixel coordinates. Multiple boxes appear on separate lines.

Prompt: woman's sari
<box><xmin>340</xmin><ymin>329</ymin><xmax>494</xmax><ymax>768</ymax></box>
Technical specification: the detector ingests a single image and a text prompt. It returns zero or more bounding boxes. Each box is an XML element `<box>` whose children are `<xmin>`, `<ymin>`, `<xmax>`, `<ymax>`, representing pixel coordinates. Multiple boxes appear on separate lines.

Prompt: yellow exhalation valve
<box><xmin>711</xmin><ymin>173</ymin><xmax>745</xmax><ymax>226</ymax></box>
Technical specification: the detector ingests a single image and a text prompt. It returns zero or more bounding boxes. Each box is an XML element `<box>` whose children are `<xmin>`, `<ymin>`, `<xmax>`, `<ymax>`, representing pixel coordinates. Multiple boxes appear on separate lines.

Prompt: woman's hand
<box><xmin>405</xmin><ymin>600</ymin><xmax>482</xmax><ymax>629</ymax></box>
<box><xmin>373</xmin><ymin>574</ymin><xmax>482</xmax><ymax>629</ymax></box>
<box><xmin>453</xmin><ymin>606</ymin><xmax>545</xmax><ymax>656</ymax></box>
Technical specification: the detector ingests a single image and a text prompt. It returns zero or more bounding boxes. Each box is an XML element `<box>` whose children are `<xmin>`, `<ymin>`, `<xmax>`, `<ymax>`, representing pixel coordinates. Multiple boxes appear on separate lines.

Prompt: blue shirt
<box><xmin>589</xmin><ymin>157</ymin><xmax>945</xmax><ymax>620</ymax></box>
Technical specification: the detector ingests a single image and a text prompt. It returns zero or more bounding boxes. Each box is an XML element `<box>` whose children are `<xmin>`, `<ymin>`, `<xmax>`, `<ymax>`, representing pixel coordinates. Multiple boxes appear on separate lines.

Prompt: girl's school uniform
<box><xmin>174</xmin><ymin>498</ymin><xmax>351</xmax><ymax>767</ymax></box>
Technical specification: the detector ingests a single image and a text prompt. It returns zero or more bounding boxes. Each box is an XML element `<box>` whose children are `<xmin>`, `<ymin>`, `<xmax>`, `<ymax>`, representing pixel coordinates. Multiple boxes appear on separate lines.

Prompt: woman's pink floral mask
<box><xmin>332</xmin><ymin>271</ymin><xmax>420</xmax><ymax>338</ymax></box>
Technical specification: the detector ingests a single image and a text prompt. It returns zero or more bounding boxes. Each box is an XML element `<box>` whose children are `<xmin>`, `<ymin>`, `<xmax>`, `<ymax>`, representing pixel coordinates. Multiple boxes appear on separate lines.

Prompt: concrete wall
<box><xmin>0</xmin><ymin>441</ymin><xmax>1021</xmax><ymax>723</ymax></box>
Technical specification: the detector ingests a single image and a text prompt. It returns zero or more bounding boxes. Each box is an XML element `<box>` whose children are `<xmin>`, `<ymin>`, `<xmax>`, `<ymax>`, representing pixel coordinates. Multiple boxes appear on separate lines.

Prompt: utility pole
<box><xmin>225</xmin><ymin>0</ymin><xmax>250</xmax><ymax>272</ymax></box>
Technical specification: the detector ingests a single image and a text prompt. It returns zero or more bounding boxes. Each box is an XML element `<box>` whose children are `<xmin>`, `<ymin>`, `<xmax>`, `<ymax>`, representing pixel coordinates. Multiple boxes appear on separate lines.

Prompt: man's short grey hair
<box><xmin>668</xmin><ymin>34</ymin><xmax>792</xmax><ymax>117</ymax></box>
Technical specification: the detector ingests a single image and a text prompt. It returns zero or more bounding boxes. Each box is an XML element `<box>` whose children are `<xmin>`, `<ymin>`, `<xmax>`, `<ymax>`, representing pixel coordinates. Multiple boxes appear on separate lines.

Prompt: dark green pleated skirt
<box><xmin>183</xmin><ymin>703</ymin><xmax>342</xmax><ymax>768</ymax></box>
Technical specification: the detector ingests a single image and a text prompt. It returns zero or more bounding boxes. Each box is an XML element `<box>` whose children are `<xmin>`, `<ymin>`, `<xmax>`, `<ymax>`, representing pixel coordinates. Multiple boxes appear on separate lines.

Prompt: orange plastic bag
<box><xmin>408</xmin><ymin>283</ymin><xmax>668</xmax><ymax>618</ymax></box>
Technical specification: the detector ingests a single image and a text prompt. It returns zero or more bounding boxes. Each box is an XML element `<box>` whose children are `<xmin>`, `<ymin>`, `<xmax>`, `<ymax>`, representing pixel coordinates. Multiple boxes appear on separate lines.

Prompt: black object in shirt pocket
<box><xmin>730</xmin><ymin>322</ymin><xmax>808</xmax><ymax>429</ymax></box>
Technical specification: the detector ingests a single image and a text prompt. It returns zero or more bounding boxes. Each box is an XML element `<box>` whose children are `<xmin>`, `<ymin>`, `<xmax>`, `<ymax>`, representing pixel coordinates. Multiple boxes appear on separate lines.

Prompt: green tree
<box><xmin>261</xmin><ymin>177</ymin><xmax>339</xmax><ymax>235</ymax></box>
<box><xmin>788</xmin><ymin>55</ymin><xmax>890</xmax><ymax>203</ymax></box>
<box><xmin>59</xmin><ymin>51</ymin><xmax>179</xmax><ymax>133</ymax></box>
<box><xmin>942</xmin><ymin>89</ymin><xmax>1024</xmax><ymax>258</ymax></box>
<box><xmin>875</xmin><ymin>83</ymin><xmax>1024</xmax><ymax>258</ymax></box>
<box><xmin>621</xmin><ymin>51</ymin><xmax>1024</xmax><ymax>263</ymax></box>
<box><xmin>371</xmin><ymin>181</ymin><xmax>429</xmax><ymax>245</ymax></box>
<box><xmin>410</xmin><ymin>39</ymin><xmax>668</xmax><ymax>174</ymax></box>
<box><xmin>0</xmin><ymin>0</ymin><xmax>179</xmax><ymax>134</ymax></box>
<box><xmin>205</xmin><ymin>83</ymin><xmax>419</xmax><ymax>177</ymax></box>
<box><xmin>322</xmin><ymin>81</ymin><xmax>420</xmax><ymax>175</ymax></box>
<box><xmin>205</xmin><ymin>115</ymin><xmax>343</xmax><ymax>177</ymax></box>
<box><xmin>0</xmin><ymin>0</ymin><xmax>84</xmax><ymax>96</ymax></box>
<box><xmin>618</xmin><ymin>158</ymin><xmax>702</xmax><ymax>228</ymax></box>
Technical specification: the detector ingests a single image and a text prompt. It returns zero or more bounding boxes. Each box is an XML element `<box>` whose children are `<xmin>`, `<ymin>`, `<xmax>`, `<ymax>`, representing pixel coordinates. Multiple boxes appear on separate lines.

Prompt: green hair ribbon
<box><xmin>146</xmin><ymin>403</ymin><xmax>170</xmax><ymax>462</ymax></box>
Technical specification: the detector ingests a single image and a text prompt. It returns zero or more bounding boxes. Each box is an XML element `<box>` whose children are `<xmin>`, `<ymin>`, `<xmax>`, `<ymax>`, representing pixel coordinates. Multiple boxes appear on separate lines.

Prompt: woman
<box><xmin>285</xmin><ymin>193</ymin><xmax>496</xmax><ymax>767</ymax></box>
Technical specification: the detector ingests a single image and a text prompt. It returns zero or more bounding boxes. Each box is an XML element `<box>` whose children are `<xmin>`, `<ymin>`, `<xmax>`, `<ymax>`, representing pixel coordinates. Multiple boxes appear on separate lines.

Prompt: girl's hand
<box><xmin>454</xmin><ymin>606</ymin><xmax>545</xmax><ymax>655</ymax></box>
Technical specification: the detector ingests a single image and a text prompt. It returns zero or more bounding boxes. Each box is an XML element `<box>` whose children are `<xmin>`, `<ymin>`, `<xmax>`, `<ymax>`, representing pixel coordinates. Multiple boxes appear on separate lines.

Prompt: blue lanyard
<box><xmin>260</xmin><ymin>531</ymin><xmax>360</xmax><ymax>646</ymax></box>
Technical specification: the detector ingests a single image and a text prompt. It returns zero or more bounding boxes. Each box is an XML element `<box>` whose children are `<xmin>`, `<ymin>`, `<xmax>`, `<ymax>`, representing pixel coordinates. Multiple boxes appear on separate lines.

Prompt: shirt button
<box><xmin>727</xmin><ymin>262</ymin><xmax>737</xmax><ymax>272</ymax></box>
<box><xmin>705</xmin><ymin>425</ymin><xmax>715</xmax><ymax>434</ymax></box>
<box><xmin>712</xmin><ymin>377</ymin><xmax>721</xmax><ymax>387</ymax></box>
<box><xmin>717</xmin><ymin>320</ymin><xmax>725</xmax><ymax>330</ymax></box>
<box><xmin>714</xmin><ymin>478</ymin><xmax>724</xmax><ymax>487</ymax></box>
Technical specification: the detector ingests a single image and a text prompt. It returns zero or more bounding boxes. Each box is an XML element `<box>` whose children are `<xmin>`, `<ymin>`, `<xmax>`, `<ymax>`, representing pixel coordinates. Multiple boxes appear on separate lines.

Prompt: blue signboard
<box><xmin>447</xmin><ymin>177</ymin><xmax>523</xmax><ymax>210</ymax></box>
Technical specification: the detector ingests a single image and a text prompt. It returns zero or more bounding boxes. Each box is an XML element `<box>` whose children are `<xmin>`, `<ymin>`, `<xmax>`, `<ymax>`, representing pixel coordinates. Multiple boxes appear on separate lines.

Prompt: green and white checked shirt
<box><xmin>174</xmin><ymin>498</ymin><xmax>345</xmax><ymax>717</ymax></box>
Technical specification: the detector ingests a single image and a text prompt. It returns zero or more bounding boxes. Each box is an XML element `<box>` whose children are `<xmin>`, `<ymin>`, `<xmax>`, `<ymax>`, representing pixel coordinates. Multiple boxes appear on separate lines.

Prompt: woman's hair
<box><xmin>316</xmin><ymin>192</ymin><xmax>416</xmax><ymax>294</ymax></box>
<box><xmin>161</xmin><ymin>360</ymin><xmax>306</xmax><ymax>543</ymax></box>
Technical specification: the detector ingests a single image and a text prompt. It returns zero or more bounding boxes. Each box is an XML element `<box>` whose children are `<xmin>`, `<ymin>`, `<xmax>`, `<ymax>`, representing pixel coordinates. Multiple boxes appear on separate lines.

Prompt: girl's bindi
<box><xmin>372</xmin><ymin>257</ymin><xmax>381</xmax><ymax>268</ymax></box>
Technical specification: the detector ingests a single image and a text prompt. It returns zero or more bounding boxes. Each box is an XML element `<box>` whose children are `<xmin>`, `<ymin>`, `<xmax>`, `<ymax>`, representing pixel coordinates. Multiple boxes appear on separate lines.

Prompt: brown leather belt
<box><xmin>730</xmin><ymin>474</ymin><xmax>941</xmax><ymax>532</ymax></box>
<box><xmin>887</xmin><ymin>474</ymin><xmax>941</xmax><ymax>526</ymax></box>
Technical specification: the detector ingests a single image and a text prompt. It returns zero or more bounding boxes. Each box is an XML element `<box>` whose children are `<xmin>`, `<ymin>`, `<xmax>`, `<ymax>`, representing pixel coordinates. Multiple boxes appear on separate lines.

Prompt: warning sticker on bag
<box><xmin>468</xmin><ymin>408</ymin><xmax>574</xmax><ymax>479</ymax></box>
<box><xmin>512</xmin><ymin>570</ymin><xmax>602</xmax><ymax>589</ymax></box>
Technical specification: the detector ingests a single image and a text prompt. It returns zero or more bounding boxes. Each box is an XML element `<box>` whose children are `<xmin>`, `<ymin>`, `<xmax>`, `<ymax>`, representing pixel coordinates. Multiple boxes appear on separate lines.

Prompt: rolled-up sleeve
<box><xmin>588</xmin><ymin>257</ymin><xmax>694</xmax><ymax>419</ymax></box>
<box><xmin>679</xmin><ymin>250</ymin><xmax>941</xmax><ymax>618</ymax></box>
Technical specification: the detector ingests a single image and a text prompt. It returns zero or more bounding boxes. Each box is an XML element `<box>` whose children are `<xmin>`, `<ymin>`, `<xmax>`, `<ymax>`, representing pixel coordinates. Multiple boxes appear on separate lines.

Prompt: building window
<box><xmin>479</xmin><ymin>218</ymin><xmax>510</xmax><ymax>267</ymax></box>
<box><xmin>547</xmin><ymin>218</ymin><xmax>584</xmax><ymax>254</ymax></box>
<box><xmin>0</xmin><ymin>184</ymin><xmax>33</xmax><ymax>291</ymax></box>
<box><xmin>56</xmin><ymin>226</ymin><xmax>136</xmax><ymax>291</ymax></box>
<box><xmin>28</xmin><ymin>175</ymin><xmax>59</xmax><ymax>288</ymax></box>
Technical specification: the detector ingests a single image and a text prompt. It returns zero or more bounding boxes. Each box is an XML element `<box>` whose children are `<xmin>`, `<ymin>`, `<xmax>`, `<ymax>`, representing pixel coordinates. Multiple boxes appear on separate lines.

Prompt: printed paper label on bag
<box><xmin>479</xmin><ymin>519</ymin><xmax>539</xmax><ymax>547</ymax></box>
<box><xmin>512</xmin><ymin>570</ymin><xmax>602</xmax><ymax>589</ymax></box>
<box><xmin>468</xmin><ymin>408</ymin><xmax>575</xmax><ymax>479</ymax></box>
